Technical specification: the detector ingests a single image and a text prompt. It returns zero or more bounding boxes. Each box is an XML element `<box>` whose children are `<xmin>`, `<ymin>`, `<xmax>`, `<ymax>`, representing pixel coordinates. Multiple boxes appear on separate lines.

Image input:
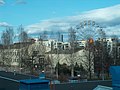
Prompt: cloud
<box><xmin>26</xmin><ymin>4</ymin><xmax>120</xmax><ymax>38</ymax></box>
<box><xmin>26</xmin><ymin>20</ymin><xmax>71</xmax><ymax>34</ymax></box>
<box><xmin>80</xmin><ymin>5</ymin><xmax>120</xmax><ymax>27</ymax></box>
<box><xmin>15</xmin><ymin>0</ymin><xmax>27</xmax><ymax>5</ymax></box>
<box><xmin>104</xmin><ymin>25</ymin><xmax>120</xmax><ymax>37</ymax></box>
<box><xmin>0</xmin><ymin>22</ymin><xmax>11</xmax><ymax>27</ymax></box>
<box><xmin>0</xmin><ymin>0</ymin><xmax>5</xmax><ymax>5</ymax></box>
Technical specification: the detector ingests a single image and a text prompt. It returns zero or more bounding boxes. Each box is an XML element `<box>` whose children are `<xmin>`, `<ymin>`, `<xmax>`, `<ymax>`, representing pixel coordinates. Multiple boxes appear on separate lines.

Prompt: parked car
<box><xmin>68</xmin><ymin>77</ymin><xmax>79</xmax><ymax>83</ymax></box>
<box><xmin>49</xmin><ymin>80</ymin><xmax>60</xmax><ymax>84</ymax></box>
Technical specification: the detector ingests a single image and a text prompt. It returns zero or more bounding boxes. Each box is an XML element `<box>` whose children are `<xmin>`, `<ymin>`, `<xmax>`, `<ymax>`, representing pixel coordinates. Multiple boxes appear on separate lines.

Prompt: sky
<box><xmin>1</xmin><ymin>0</ymin><xmax>120</xmax><ymax>41</ymax></box>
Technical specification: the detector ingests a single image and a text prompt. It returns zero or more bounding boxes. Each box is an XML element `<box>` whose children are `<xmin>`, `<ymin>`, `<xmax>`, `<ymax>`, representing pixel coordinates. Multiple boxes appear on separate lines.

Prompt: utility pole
<box><xmin>56</xmin><ymin>47</ymin><xmax>60</xmax><ymax>79</ymax></box>
<box><xmin>101</xmin><ymin>38</ymin><xmax>105</xmax><ymax>80</ymax></box>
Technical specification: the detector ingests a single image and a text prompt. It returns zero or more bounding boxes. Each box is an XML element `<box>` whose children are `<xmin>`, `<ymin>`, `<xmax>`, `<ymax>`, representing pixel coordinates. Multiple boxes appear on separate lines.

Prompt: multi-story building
<box><xmin>0</xmin><ymin>38</ymin><xmax>93</xmax><ymax>75</ymax></box>
<box><xmin>63</xmin><ymin>42</ymin><xmax>71</xmax><ymax>50</ymax></box>
<box><xmin>106</xmin><ymin>37</ymin><xmax>118</xmax><ymax>57</ymax></box>
<box><xmin>76</xmin><ymin>40</ymin><xmax>86</xmax><ymax>49</ymax></box>
<box><xmin>0</xmin><ymin>41</ymin><xmax>33</xmax><ymax>71</ymax></box>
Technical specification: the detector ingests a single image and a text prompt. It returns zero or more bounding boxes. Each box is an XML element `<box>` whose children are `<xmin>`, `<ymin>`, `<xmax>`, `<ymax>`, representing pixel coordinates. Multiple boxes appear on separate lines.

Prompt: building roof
<box><xmin>20</xmin><ymin>79</ymin><xmax>49</xmax><ymax>84</ymax></box>
<box><xmin>0</xmin><ymin>42</ymin><xmax>33</xmax><ymax>49</ymax></box>
<box><xmin>93</xmin><ymin>85</ymin><xmax>112</xmax><ymax>90</ymax></box>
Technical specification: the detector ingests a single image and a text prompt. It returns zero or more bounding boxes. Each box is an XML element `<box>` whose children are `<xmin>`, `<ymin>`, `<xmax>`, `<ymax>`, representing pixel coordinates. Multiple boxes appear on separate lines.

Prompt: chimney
<box><xmin>61</xmin><ymin>34</ymin><xmax>63</xmax><ymax>42</ymax></box>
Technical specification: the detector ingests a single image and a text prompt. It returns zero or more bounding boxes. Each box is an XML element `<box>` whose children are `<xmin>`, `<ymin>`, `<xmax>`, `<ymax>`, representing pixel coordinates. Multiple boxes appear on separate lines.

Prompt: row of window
<box><xmin>0</xmin><ymin>50</ymin><xmax>22</xmax><ymax>56</ymax></box>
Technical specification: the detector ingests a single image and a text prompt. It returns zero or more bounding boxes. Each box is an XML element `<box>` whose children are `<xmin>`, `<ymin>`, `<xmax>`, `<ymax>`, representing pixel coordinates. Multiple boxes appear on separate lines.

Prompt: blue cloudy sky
<box><xmin>1</xmin><ymin>0</ymin><xmax>120</xmax><ymax>40</ymax></box>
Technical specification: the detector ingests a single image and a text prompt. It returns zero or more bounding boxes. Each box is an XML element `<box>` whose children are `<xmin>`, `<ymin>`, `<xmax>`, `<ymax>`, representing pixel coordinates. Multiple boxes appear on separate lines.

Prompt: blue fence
<box><xmin>20</xmin><ymin>79</ymin><xmax>50</xmax><ymax>90</ymax></box>
<box><xmin>110</xmin><ymin>66</ymin><xmax>120</xmax><ymax>90</ymax></box>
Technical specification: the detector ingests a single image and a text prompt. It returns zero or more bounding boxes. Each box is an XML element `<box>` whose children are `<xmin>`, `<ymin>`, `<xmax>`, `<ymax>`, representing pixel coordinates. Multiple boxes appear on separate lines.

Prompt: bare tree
<box><xmin>1</xmin><ymin>27</ymin><xmax>14</xmax><ymax>45</ymax></box>
<box><xmin>0</xmin><ymin>27</ymin><xmax>14</xmax><ymax>70</ymax></box>
<box><xmin>68</xmin><ymin>27</ymin><xmax>77</xmax><ymax>77</ymax></box>
<box><xmin>56</xmin><ymin>31</ymin><xmax>61</xmax><ymax>41</ymax></box>
<box><xmin>23</xmin><ymin>32</ymin><xmax>49</xmax><ymax>75</ymax></box>
<box><xmin>39</xmin><ymin>31</ymin><xmax>48</xmax><ymax>40</ymax></box>
<box><xmin>80</xmin><ymin>49</ymin><xmax>94</xmax><ymax>79</ymax></box>
<box><xmin>50</xmin><ymin>31</ymin><xmax>55</xmax><ymax>40</ymax></box>
<box><xmin>18</xmin><ymin>25</ymin><xmax>28</xmax><ymax>42</ymax></box>
<box><xmin>17</xmin><ymin>25</ymin><xmax>29</xmax><ymax>73</ymax></box>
